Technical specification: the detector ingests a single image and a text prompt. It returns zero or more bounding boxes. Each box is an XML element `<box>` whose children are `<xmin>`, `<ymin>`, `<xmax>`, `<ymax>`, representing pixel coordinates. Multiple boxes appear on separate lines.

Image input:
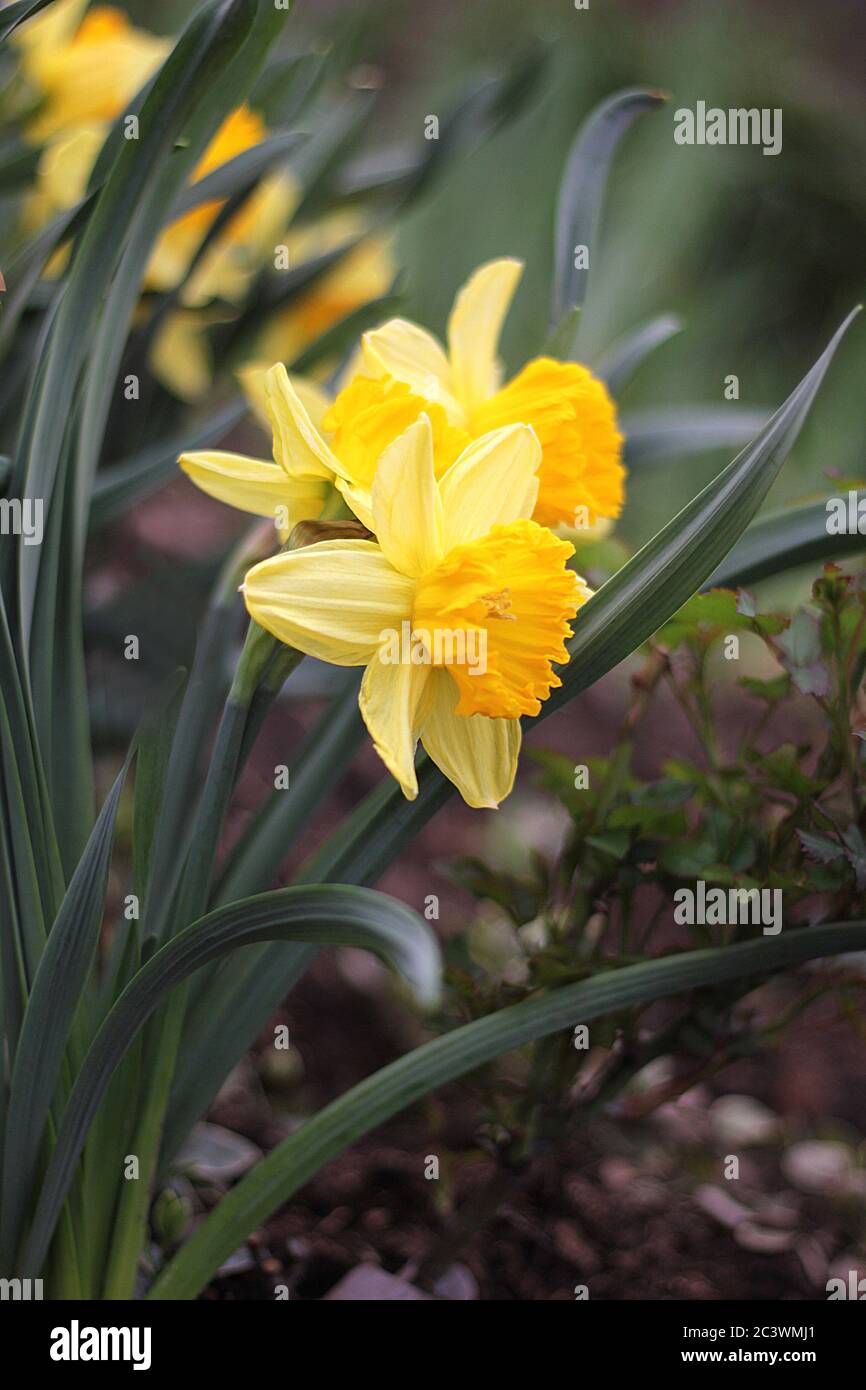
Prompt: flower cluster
<box><xmin>181</xmin><ymin>260</ymin><xmax>624</xmax><ymax>807</ymax></box>
<box><xmin>13</xmin><ymin>0</ymin><xmax>392</xmax><ymax>400</ymax></box>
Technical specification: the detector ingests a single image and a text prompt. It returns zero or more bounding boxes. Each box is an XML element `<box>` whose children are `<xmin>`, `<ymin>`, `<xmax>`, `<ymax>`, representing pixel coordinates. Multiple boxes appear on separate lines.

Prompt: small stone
<box><xmin>734</xmin><ymin>1223</ymin><xmax>796</xmax><ymax>1254</ymax></box>
<box><xmin>709</xmin><ymin>1094</ymin><xmax>779</xmax><ymax>1147</ymax></box>
<box><xmin>553</xmin><ymin>1219</ymin><xmax>600</xmax><ymax>1271</ymax></box>
<box><xmin>782</xmin><ymin>1140</ymin><xmax>853</xmax><ymax>1195</ymax></box>
<box><xmin>175</xmin><ymin>1123</ymin><xmax>261</xmax><ymax>1182</ymax></box>
<box><xmin>324</xmin><ymin>1265</ymin><xmax>434</xmax><ymax>1300</ymax></box>
<box><xmin>694</xmin><ymin>1184</ymin><xmax>751</xmax><ymax>1229</ymax></box>
<box><xmin>432</xmin><ymin>1263</ymin><xmax>479</xmax><ymax>1300</ymax></box>
<box><xmin>598</xmin><ymin>1157</ymin><xmax>637</xmax><ymax>1193</ymax></box>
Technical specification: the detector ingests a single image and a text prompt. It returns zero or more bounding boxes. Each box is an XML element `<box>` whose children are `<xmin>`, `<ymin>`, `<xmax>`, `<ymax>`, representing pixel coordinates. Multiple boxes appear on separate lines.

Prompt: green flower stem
<box><xmin>101</xmin><ymin>988</ymin><xmax>188</xmax><ymax>1300</ymax></box>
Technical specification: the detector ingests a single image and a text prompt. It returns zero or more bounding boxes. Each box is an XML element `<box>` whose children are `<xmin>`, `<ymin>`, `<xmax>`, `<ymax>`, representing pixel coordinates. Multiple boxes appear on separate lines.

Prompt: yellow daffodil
<box><xmin>14</xmin><ymin>3</ymin><xmax>168</xmax><ymax>144</ymax></box>
<box><xmin>336</xmin><ymin>257</ymin><xmax>626</xmax><ymax>531</ymax></box>
<box><xmin>145</xmin><ymin>105</ymin><xmax>294</xmax><ymax>304</ymax></box>
<box><xmin>228</xmin><ymin>259</ymin><xmax>625</xmax><ymax>535</ymax></box>
<box><xmin>252</xmin><ymin>211</ymin><xmax>394</xmax><ymax>370</ymax></box>
<box><xmin>242</xmin><ymin>413</ymin><xmax>590</xmax><ymax>808</ymax></box>
<box><xmin>151</xmin><ymin>188</ymin><xmax>390</xmax><ymax>402</ymax></box>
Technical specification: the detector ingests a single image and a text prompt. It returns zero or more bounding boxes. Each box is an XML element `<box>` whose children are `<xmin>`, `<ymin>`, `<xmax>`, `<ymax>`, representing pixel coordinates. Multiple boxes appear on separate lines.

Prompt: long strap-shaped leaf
<box><xmin>159</xmin><ymin>673</ymin><xmax>365</xmax><ymax>1167</ymax></box>
<box><xmin>622</xmin><ymin>407</ymin><xmax>772</xmax><ymax>468</ymax></box>
<box><xmin>0</xmin><ymin>0</ymin><xmax>54</xmax><ymax>41</ymax></box>
<box><xmin>550</xmin><ymin>87</ymin><xmax>666</xmax><ymax>337</ymax></box>
<box><xmin>707</xmin><ymin>498</ymin><xmax>866</xmax><ymax>590</ymax></box>
<box><xmin>14</xmin><ymin>0</ymin><xmax>261</xmax><ymax>638</ymax></box>
<box><xmin>0</xmin><ymin>764</ymin><xmax>127</xmax><ymax>1269</ymax></box>
<box><xmin>593</xmin><ymin>313</ymin><xmax>682</xmax><ymax>394</ymax></box>
<box><xmin>148</xmin><ymin>921</ymin><xmax>866</xmax><ymax>1300</ymax></box>
<box><xmin>549</xmin><ymin>309</ymin><xmax>859</xmax><ymax>712</ymax></box>
<box><xmin>19</xmin><ymin>885</ymin><xmax>439</xmax><ymax>1275</ymax></box>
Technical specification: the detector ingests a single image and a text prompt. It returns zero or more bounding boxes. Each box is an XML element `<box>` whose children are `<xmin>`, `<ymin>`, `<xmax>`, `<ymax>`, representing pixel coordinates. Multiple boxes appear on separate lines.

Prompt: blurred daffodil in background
<box><xmin>9</xmin><ymin>0</ymin><xmax>393</xmax><ymax>403</ymax></box>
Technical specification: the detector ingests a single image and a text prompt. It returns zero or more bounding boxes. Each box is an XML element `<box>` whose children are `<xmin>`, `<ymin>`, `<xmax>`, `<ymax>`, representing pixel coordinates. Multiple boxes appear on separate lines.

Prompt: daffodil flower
<box><xmin>13</xmin><ymin>2</ymin><xmax>168</xmax><ymax>143</ymax></box>
<box><xmin>251</xmin><ymin>213</ymin><xmax>394</xmax><ymax>370</ymax></box>
<box><xmin>201</xmin><ymin>259</ymin><xmax>625</xmax><ymax>536</ymax></box>
<box><xmin>241</xmin><ymin>414</ymin><xmax>590</xmax><ymax>808</ymax></box>
<box><xmin>154</xmin><ymin>201</ymin><xmax>393</xmax><ymax>402</ymax></box>
<box><xmin>334</xmin><ymin>257</ymin><xmax>626</xmax><ymax>531</ymax></box>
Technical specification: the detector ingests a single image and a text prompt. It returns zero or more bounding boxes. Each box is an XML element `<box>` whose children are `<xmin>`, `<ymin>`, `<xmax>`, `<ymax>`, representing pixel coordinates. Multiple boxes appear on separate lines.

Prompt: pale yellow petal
<box><xmin>243</xmin><ymin>540</ymin><xmax>414</xmax><ymax>665</ymax></box>
<box><xmin>333</xmin><ymin>476</ymin><xmax>376</xmax><ymax>532</ymax></box>
<box><xmin>265</xmin><ymin>363</ymin><xmax>347</xmax><ymax>483</ymax></box>
<box><xmin>183</xmin><ymin>174</ymin><xmax>296</xmax><ymax>308</ymax></box>
<box><xmin>239</xmin><ymin>364</ymin><xmax>332</xmax><ymax>434</ymax></box>
<box><xmin>370</xmin><ymin>416</ymin><xmax>444</xmax><ymax>578</ymax></box>
<box><xmin>437</xmin><ymin>424</ymin><xmax>540</xmax><ymax>552</ymax></box>
<box><xmin>179</xmin><ymin>450</ymin><xmax>325</xmax><ymax>525</ymax></box>
<box><xmin>359</xmin><ymin>651</ymin><xmax>430</xmax><ymax>800</ymax></box>
<box><xmin>447</xmin><ymin>258</ymin><xmax>523</xmax><ymax>415</ymax></box>
<box><xmin>35</xmin><ymin>125</ymin><xmax>103</xmax><ymax>215</ymax></box>
<box><xmin>420</xmin><ymin>670</ymin><xmax>521</xmax><ymax>809</ymax></box>
<box><xmin>13</xmin><ymin>0</ymin><xmax>89</xmax><ymax>55</ymax></box>
<box><xmin>361</xmin><ymin>319</ymin><xmax>462</xmax><ymax>420</ymax></box>
<box><xmin>152</xmin><ymin>314</ymin><xmax>212</xmax><ymax>403</ymax></box>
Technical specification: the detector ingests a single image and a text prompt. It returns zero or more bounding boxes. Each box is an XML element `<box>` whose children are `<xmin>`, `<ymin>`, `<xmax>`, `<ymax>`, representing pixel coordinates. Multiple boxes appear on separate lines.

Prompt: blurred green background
<box><xmin>129</xmin><ymin>0</ymin><xmax>866</xmax><ymax>554</ymax></box>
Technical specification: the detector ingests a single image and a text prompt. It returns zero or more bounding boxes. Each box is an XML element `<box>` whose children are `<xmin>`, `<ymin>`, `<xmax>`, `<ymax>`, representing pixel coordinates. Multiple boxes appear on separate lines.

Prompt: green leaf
<box><xmin>20</xmin><ymin>885</ymin><xmax>440</xmax><ymax>1276</ymax></box>
<box><xmin>706</xmin><ymin>499</ymin><xmax>866</xmax><ymax>591</ymax></box>
<box><xmin>214</xmin><ymin>671</ymin><xmax>363</xmax><ymax>905</ymax></box>
<box><xmin>622</xmin><ymin>407</ymin><xmax>772</xmax><ymax>467</ymax></box>
<box><xmin>15</xmin><ymin>0</ymin><xmax>267</xmax><ymax>632</ymax></box>
<box><xmin>548</xmin><ymin>310</ymin><xmax>858</xmax><ymax>714</ymax></box>
<box><xmin>0</xmin><ymin>194</ymin><xmax>98</xmax><ymax>368</ymax></box>
<box><xmin>148</xmin><ymin>920</ymin><xmax>866</xmax><ymax>1300</ymax></box>
<box><xmin>585</xmin><ymin>830</ymin><xmax>631</xmax><ymax>859</ymax></box>
<box><xmin>171</xmin><ymin>130</ymin><xmax>306</xmax><ymax>217</ymax></box>
<box><xmin>0</xmin><ymin>764</ymin><xmax>127</xmax><ymax>1269</ymax></box>
<box><xmin>0</xmin><ymin>0</ymin><xmax>55</xmax><ymax>41</ymax></box>
<box><xmin>158</xmin><ymin>673</ymin><xmax>365</xmax><ymax>1166</ymax></box>
<box><xmin>551</xmin><ymin>87</ymin><xmax>667</xmax><ymax>336</ymax></box>
<box><xmin>797</xmin><ymin>830</ymin><xmax>845</xmax><ymax>865</ymax></box>
<box><xmin>773</xmin><ymin>611</ymin><xmax>831</xmax><ymax>696</ymax></box>
<box><xmin>594</xmin><ymin>313</ymin><xmax>682</xmax><ymax>395</ymax></box>
<box><xmin>15</xmin><ymin>0</ymin><xmax>286</xmax><ymax>877</ymax></box>
<box><xmin>90</xmin><ymin>400</ymin><xmax>246</xmax><ymax>531</ymax></box>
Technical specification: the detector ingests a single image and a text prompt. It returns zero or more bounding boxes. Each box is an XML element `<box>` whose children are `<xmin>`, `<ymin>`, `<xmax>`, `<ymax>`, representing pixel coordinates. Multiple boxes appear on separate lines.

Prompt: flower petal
<box><xmin>437</xmin><ymin>424</ymin><xmax>540</xmax><ymax>551</ymax></box>
<box><xmin>265</xmin><ymin>363</ymin><xmax>347</xmax><ymax>483</ymax></box>
<box><xmin>371</xmin><ymin>416</ymin><xmax>444</xmax><ymax>578</ymax></box>
<box><xmin>152</xmin><ymin>312</ymin><xmax>212</xmax><ymax>403</ymax></box>
<box><xmin>447</xmin><ymin>257</ymin><xmax>523</xmax><ymax>415</ymax></box>
<box><xmin>420</xmin><ymin>669</ymin><xmax>521</xmax><ymax>809</ymax></box>
<box><xmin>243</xmin><ymin>540</ymin><xmax>414</xmax><ymax>666</ymax></box>
<box><xmin>238</xmin><ymin>364</ymin><xmax>333</xmax><ymax>434</ymax></box>
<box><xmin>179</xmin><ymin>449</ymin><xmax>325</xmax><ymax>524</ymax></box>
<box><xmin>333</xmin><ymin>476</ymin><xmax>376</xmax><ymax>532</ymax></box>
<box><xmin>361</xmin><ymin>318</ymin><xmax>462</xmax><ymax>419</ymax></box>
<box><xmin>359</xmin><ymin>651</ymin><xmax>430</xmax><ymax>800</ymax></box>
